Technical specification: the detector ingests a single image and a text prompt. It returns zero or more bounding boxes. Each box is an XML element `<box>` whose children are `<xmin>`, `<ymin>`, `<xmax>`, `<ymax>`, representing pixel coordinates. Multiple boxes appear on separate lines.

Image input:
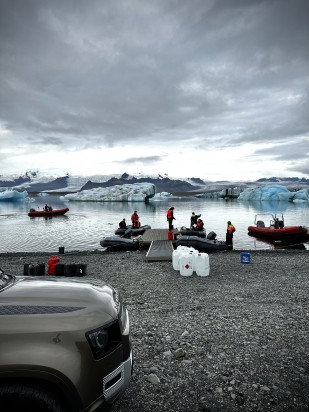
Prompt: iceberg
<box><xmin>238</xmin><ymin>185</ymin><xmax>309</xmax><ymax>202</ymax></box>
<box><xmin>62</xmin><ymin>183</ymin><xmax>156</xmax><ymax>202</ymax></box>
<box><xmin>197</xmin><ymin>187</ymin><xmax>243</xmax><ymax>199</ymax></box>
<box><xmin>290</xmin><ymin>188</ymin><xmax>309</xmax><ymax>202</ymax></box>
<box><xmin>0</xmin><ymin>188</ymin><xmax>28</xmax><ymax>201</ymax></box>
<box><xmin>150</xmin><ymin>191</ymin><xmax>172</xmax><ymax>200</ymax></box>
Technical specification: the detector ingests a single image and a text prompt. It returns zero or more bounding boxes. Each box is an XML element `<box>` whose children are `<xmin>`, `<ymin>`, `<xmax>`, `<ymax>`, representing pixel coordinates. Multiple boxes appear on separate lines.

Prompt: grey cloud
<box><xmin>288</xmin><ymin>163</ymin><xmax>309</xmax><ymax>176</ymax></box>
<box><xmin>0</xmin><ymin>0</ymin><xmax>309</xmax><ymax>173</ymax></box>
<box><xmin>253</xmin><ymin>139</ymin><xmax>309</xmax><ymax>162</ymax></box>
<box><xmin>116</xmin><ymin>156</ymin><xmax>163</xmax><ymax>164</ymax></box>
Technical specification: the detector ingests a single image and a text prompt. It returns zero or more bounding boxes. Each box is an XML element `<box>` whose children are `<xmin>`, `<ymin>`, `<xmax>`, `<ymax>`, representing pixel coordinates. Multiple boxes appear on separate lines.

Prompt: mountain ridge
<box><xmin>0</xmin><ymin>171</ymin><xmax>309</xmax><ymax>194</ymax></box>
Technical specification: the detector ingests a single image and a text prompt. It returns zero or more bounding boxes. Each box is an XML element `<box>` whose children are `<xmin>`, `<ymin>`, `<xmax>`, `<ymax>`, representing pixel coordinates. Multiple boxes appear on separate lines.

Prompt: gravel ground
<box><xmin>1</xmin><ymin>249</ymin><xmax>309</xmax><ymax>412</ymax></box>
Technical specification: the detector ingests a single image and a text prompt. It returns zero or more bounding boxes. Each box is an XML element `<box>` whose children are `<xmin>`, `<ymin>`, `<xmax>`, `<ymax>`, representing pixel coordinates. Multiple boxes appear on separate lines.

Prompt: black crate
<box><xmin>23</xmin><ymin>263</ymin><xmax>45</xmax><ymax>276</ymax></box>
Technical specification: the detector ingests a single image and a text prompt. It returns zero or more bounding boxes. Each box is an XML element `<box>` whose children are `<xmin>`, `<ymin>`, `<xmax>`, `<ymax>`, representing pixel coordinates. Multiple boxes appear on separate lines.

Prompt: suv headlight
<box><xmin>86</xmin><ymin>321</ymin><xmax>121</xmax><ymax>360</ymax></box>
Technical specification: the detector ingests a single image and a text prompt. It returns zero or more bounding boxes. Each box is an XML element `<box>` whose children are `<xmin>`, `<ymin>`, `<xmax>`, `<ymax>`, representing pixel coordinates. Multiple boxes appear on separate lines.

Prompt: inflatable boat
<box><xmin>179</xmin><ymin>226</ymin><xmax>206</xmax><ymax>238</ymax></box>
<box><xmin>28</xmin><ymin>207</ymin><xmax>69</xmax><ymax>217</ymax></box>
<box><xmin>100</xmin><ymin>235</ymin><xmax>140</xmax><ymax>251</ymax></box>
<box><xmin>175</xmin><ymin>235</ymin><xmax>227</xmax><ymax>252</ymax></box>
<box><xmin>248</xmin><ymin>213</ymin><xmax>308</xmax><ymax>240</ymax></box>
<box><xmin>115</xmin><ymin>224</ymin><xmax>151</xmax><ymax>237</ymax></box>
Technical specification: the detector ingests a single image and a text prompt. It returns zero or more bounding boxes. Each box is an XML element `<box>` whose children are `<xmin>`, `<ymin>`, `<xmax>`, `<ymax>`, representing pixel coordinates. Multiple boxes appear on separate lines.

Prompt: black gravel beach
<box><xmin>1</xmin><ymin>249</ymin><xmax>309</xmax><ymax>412</ymax></box>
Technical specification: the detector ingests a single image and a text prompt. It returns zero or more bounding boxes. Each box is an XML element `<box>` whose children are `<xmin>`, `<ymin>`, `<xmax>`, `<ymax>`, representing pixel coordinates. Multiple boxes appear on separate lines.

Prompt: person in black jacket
<box><xmin>190</xmin><ymin>212</ymin><xmax>201</xmax><ymax>228</ymax></box>
<box><xmin>119</xmin><ymin>218</ymin><xmax>127</xmax><ymax>229</ymax></box>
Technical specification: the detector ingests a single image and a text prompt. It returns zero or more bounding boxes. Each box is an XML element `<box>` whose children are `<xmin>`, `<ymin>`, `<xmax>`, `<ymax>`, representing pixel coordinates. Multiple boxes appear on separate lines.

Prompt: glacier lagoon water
<box><xmin>0</xmin><ymin>194</ymin><xmax>308</xmax><ymax>253</ymax></box>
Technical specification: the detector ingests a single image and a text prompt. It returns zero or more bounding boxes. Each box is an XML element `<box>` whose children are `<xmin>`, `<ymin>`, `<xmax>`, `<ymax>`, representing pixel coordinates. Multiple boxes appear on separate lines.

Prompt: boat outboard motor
<box><xmin>122</xmin><ymin>228</ymin><xmax>132</xmax><ymax>238</ymax></box>
<box><xmin>207</xmin><ymin>231</ymin><xmax>217</xmax><ymax>240</ymax></box>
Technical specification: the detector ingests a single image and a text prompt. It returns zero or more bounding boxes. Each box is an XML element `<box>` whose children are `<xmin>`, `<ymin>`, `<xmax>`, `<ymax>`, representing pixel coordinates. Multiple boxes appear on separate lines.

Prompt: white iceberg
<box><xmin>0</xmin><ymin>188</ymin><xmax>28</xmax><ymax>201</ymax></box>
<box><xmin>196</xmin><ymin>186</ymin><xmax>243</xmax><ymax>199</ymax></box>
<box><xmin>238</xmin><ymin>184</ymin><xmax>309</xmax><ymax>202</ymax></box>
<box><xmin>62</xmin><ymin>183</ymin><xmax>156</xmax><ymax>202</ymax></box>
<box><xmin>150</xmin><ymin>191</ymin><xmax>172</xmax><ymax>201</ymax></box>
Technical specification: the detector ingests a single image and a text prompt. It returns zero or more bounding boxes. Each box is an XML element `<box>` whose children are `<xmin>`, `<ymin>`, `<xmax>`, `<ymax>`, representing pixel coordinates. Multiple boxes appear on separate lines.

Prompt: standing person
<box><xmin>167</xmin><ymin>207</ymin><xmax>175</xmax><ymax>231</ymax></box>
<box><xmin>131</xmin><ymin>211</ymin><xmax>141</xmax><ymax>228</ymax></box>
<box><xmin>226</xmin><ymin>221</ymin><xmax>236</xmax><ymax>250</ymax></box>
<box><xmin>190</xmin><ymin>212</ymin><xmax>201</xmax><ymax>228</ymax></box>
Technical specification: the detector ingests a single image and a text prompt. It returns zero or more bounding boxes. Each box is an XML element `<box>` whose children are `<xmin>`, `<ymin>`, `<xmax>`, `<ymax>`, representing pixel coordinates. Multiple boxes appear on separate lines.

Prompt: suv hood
<box><xmin>0</xmin><ymin>276</ymin><xmax>119</xmax><ymax>331</ymax></box>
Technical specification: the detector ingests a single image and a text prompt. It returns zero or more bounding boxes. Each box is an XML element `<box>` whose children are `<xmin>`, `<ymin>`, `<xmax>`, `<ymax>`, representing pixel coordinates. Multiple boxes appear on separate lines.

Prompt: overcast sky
<box><xmin>0</xmin><ymin>0</ymin><xmax>308</xmax><ymax>181</ymax></box>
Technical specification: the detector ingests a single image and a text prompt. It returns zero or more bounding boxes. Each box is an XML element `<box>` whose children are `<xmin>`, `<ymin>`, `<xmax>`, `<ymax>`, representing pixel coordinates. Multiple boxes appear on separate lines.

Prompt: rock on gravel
<box><xmin>1</xmin><ymin>249</ymin><xmax>309</xmax><ymax>412</ymax></box>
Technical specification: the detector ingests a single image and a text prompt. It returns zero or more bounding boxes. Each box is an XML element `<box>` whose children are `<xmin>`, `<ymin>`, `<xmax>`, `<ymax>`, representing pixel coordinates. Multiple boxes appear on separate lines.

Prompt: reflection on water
<box><xmin>0</xmin><ymin>196</ymin><xmax>308</xmax><ymax>253</ymax></box>
<box><xmin>248</xmin><ymin>233</ymin><xmax>309</xmax><ymax>250</ymax></box>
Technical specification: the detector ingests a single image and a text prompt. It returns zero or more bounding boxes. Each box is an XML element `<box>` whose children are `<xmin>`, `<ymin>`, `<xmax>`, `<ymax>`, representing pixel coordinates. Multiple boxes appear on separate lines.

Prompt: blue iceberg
<box><xmin>238</xmin><ymin>185</ymin><xmax>309</xmax><ymax>202</ymax></box>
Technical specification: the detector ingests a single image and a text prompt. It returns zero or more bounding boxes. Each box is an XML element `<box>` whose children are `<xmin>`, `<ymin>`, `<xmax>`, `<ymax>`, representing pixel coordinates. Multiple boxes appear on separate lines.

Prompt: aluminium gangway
<box><xmin>141</xmin><ymin>229</ymin><xmax>179</xmax><ymax>262</ymax></box>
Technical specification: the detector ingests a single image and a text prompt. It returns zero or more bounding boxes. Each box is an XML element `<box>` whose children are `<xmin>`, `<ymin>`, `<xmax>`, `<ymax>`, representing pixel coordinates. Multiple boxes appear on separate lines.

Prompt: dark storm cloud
<box><xmin>0</xmin><ymin>0</ymin><xmax>308</xmax><ymax>174</ymax></box>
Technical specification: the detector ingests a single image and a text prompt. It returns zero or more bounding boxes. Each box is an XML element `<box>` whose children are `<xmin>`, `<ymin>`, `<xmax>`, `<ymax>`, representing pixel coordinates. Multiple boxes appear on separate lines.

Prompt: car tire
<box><xmin>0</xmin><ymin>382</ymin><xmax>67</xmax><ymax>412</ymax></box>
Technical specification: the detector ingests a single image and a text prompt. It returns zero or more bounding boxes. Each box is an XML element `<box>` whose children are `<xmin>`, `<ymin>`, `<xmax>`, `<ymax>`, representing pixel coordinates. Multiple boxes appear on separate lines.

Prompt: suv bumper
<box><xmin>86</xmin><ymin>351</ymin><xmax>133</xmax><ymax>412</ymax></box>
<box><xmin>103</xmin><ymin>350</ymin><xmax>133</xmax><ymax>402</ymax></box>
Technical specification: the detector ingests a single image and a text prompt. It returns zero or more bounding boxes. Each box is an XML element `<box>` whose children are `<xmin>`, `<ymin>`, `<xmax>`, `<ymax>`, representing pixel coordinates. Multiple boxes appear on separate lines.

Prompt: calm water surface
<box><xmin>0</xmin><ymin>195</ymin><xmax>308</xmax><ymax>253</ymax></box>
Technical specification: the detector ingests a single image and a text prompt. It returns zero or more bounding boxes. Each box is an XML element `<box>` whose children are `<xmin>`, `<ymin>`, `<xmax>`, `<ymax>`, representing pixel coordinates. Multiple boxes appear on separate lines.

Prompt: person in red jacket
<box><xmin>131</xmin><ymin>211</ymin><xmax>141</xmax><ymax>228</ymax></box>
<box><xmin>166</xmin><ymin>207</ymin><xmax>175</xmax><ymax>231</ymax></box>
<box><xmin>196</xmin><ymin>218</ymin><xmax>204</xmax><ymax>230</ymax></box>
<box><xmin>226</xmin><ymin>221</ymin><xmax>236</xmax><ymax>249</ymax></box>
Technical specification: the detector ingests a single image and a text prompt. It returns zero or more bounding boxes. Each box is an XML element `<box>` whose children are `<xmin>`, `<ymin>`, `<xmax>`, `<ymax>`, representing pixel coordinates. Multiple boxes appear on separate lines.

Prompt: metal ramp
<box><xmin>145</xmin><ymin>240</ymin><xmax>174</xmax><ymax>262</ymax></box>
<box><xmin>141</xmin><ymin>229</ymin><xmax>179</xmax><ymax>245</ymax></box>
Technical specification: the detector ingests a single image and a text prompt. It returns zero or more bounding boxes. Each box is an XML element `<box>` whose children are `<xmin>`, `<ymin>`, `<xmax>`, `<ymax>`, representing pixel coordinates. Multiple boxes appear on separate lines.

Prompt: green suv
<box><xmin>0</xmin><ymin>268</ymin><xmax>132</xmax><ymax>411</ymax></box>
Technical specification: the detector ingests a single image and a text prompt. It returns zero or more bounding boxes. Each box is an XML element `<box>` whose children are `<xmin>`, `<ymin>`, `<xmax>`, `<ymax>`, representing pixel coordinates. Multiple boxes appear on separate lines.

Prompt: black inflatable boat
<box><xmin>115</xmin><ymin>224</ymin><xmax>151</xmax><ymax>237</ymax></box>
<box><xmin>100</xmin><ymin>235</ymin><xmax>140</xmax><ymax>251</ymax></box>
<box><xmin>175</xmin><ymin>235</ymin><xmax>227</xmax><ymax>252</ymax></box>
<box><xmin>179</xmin><ymin>226</ymin><xmax>206</xmax><ymax>238</ymax></box>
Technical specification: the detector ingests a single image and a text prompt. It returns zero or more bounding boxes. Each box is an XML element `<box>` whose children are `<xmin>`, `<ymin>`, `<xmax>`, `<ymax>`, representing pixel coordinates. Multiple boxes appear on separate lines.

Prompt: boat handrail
<box><xmin>254</xmin><ymin>213</ymin><xmax>275</xmax><ymax>225</ymax></box>
<box><xmin>254</xmin><ymin>213</ymin><xmax>285</xmax><ymax>227</ymax></box>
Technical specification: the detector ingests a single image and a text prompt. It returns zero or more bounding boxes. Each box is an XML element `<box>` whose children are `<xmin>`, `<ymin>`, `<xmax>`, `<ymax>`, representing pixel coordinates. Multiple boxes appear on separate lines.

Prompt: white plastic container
<box><xmin>172</xmin><ymin>249</ymin><xmax>183</xmax><ymax>271</ymax></box>
<box><xmin>188</xmin><ymin>248</ymin><xmax>199</xmax><ymax>270</ymax></box>
<box><xmin>176</xmin><ymin>245</ymin><xmax>190</xmax><ymax>251</ymax></box>
<box><xmin>195</xmin><ymin>253</ymin><xmax>210</xmax><ymax>277</ymax></box>
<box><xmin>179</xmin><ymin>252</ymin><xmax>194</xmax><ymax>277</ymax></box>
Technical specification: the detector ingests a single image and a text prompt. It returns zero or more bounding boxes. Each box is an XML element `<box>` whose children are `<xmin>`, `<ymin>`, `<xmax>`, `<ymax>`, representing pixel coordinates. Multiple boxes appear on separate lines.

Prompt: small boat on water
<box><xmin>175</xmin><ymin>235</ymin><xmax>227</xmax><ymax>253</ymax></box>
<box><xmin>179</xmin><ymin>226</ymin><xmax>206</xmax><ymax>238</ymax></box>
<box><xmin>28</xmin><ymin>207</ymin><xmax>69</xmax><ymax>217</ymax></box>
<box><xmin>100</xmin><ymin>235</ymin><xmax>140</xmax><ymax>251</ymax></box>
<box><xmin>248</xmin><ymin>214</ymin><xmax>308</xmax><ymax>240</ymax></box>
<box><xmin>115</xmin><ymin>224</ymin><xmax>151</xmax><ymax>237</ymax></box>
